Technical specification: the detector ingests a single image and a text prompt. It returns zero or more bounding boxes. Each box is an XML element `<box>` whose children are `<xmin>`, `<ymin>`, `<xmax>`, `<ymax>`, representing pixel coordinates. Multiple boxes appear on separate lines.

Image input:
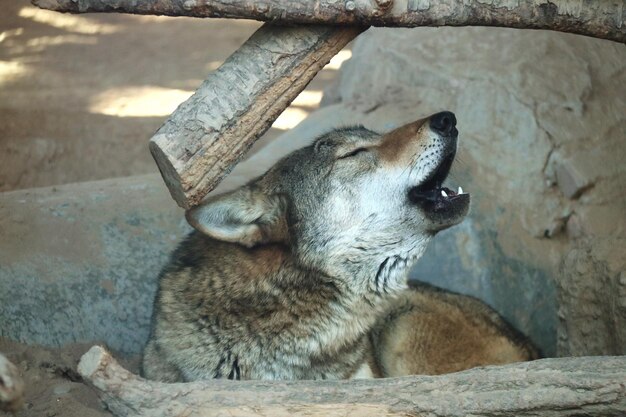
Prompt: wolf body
<box><xmin>369</xmin><ymin>282</ymin><xmax>540</xmax><ymax>377</ymax></box>
<box><xmin>143</xmin><ymin>112</ymin><xmax>470</xmax><ymax>381</ymax></box>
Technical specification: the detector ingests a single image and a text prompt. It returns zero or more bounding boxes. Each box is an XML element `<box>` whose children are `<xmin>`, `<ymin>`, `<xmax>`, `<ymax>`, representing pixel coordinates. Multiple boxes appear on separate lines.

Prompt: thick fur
<box><xmin>369</xmin><ymin>282</ymin><xmax>540</xmax><ymax>377</ymax></box>
<box><xmin>143</xmin><ymin>113</ymin><xmax>470</xmax><ymax>381</ymax></box>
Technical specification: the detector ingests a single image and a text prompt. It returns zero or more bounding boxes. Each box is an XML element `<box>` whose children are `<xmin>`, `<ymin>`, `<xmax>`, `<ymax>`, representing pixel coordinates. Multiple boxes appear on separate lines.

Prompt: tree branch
<box><xmin>78</xmin><ymin>345</ymin><xmax>626</xmax><ymax>417</ymax></box>
<box><xmin>33</xmin><ymin>0</ymin><xmax>626</xmax><ymax>43</ymax></box>
<box><xmin>147</xmin><ymin>24</ymin><xmax>361</xmax><ymax>208</ymax></box>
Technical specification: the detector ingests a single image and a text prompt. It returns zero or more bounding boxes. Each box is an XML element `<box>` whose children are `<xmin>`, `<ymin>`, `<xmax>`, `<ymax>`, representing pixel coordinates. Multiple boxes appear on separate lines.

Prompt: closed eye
<box><xmin>338</xmin><ymin>148</ymin><xmax>368</xmax><ymax>159</ymax></box>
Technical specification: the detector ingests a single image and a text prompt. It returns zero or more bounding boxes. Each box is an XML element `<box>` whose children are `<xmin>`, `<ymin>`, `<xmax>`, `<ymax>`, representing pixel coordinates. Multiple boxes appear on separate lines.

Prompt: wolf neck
<box><xmin>215</xmin><ymin>238</ymin><xmax>392</xmax><ymax>357</ymax></box>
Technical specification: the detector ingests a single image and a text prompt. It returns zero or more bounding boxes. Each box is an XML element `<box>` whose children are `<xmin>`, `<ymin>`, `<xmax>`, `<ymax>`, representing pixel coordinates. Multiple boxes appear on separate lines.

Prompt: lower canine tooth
<box><xmin>441</xmin><ymin>190</ymin><xmax>448</xmax><ymax>197</ymax></box>
<box><xmin>458</xmin><ymin>186</ymin><xmax>464</xmax><ymax>195</ymax></box>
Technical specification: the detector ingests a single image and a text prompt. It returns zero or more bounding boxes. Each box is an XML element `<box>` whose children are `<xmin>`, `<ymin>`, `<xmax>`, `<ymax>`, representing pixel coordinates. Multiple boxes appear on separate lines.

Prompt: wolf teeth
<box><xmin>458</xmin><ymin>186</ymin><xmax>464</xmax><ymax>195</ymax></box>
<box><xmin>441</xmin><ymin>190</ymin><xmax>448</xmax><ymax>197</ymax></box>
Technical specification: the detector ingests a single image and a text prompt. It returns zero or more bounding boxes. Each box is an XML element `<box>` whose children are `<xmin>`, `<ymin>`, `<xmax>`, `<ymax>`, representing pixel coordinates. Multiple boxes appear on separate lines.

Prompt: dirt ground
<box><xmin>0</xmin><ymin>0</ymin><xmax>344</xmax><ymax>192</ymax></box>
<box><xmin>0</xmin><ymin>338</ymin><xmax>137</xmax><ymax>416</ymax></box>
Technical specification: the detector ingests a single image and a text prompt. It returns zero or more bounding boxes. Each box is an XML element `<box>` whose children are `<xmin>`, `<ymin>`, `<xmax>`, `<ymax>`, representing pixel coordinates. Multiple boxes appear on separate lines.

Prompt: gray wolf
<box><xmin>143</xmin><ymin>111</ymin><xmax>471</xmax><ymax>381</ymax></box>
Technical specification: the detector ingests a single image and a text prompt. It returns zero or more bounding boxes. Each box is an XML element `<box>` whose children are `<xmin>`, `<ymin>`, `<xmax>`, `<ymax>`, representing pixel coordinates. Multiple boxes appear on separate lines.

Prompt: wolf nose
<box><xmin>429</xmin><ymin>111</ymin><xmax>457</xmax><ymax>136</ymax></box>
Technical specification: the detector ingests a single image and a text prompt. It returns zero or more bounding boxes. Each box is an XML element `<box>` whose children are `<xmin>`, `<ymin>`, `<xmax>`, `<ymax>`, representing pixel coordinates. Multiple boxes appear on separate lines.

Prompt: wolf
<box><xmin>142</xmin><ymin>111</ymin><xmax>471</xmax><ymax>381</ymax></box>
<box><xmin>369</xmin><ymin>282</ymin><xmax>540</xmax><ymax>377</ymax></box>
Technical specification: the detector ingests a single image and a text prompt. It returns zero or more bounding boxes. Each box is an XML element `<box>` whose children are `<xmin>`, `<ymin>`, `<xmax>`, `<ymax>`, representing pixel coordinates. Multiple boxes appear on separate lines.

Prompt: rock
<box><xmin>555</xmin><ymin>160</ymin><xmax>593</xmax><ymax>199</ymax></box>
<box><xmin>0</xmin><ymin>175</ymin><xmax>188</xmax><ymax>354</ymax></box>
<box><xmin>52</xmin><ymin>383</ymin><xmax>72</xmax><ymax>396</ymax></box>
<box><xmin>557</xmin><ymin>241</ymin><xmax>626</xmax><ymax>355</ymax></box>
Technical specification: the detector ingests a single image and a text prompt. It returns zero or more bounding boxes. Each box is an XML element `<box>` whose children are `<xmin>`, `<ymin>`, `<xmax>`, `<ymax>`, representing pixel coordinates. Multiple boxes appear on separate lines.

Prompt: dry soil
<box><xmin>0</xmin><ymin>338</ymin><xmax>136</xmax><ymax>416</ymax></box>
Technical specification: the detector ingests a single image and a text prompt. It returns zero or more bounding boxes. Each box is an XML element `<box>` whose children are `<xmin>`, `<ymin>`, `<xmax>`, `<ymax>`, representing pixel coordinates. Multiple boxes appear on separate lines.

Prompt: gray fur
<box><xmin>143</xmin><ymin>113</ymin><xmax>469</xmax><ymax>381</ymax></box>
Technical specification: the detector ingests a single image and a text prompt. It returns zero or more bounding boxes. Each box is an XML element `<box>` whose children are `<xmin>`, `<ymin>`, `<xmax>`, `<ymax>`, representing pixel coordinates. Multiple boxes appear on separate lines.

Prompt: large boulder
<box><xmin>0</xmin><ymin>175</ymin><xmax>187</xmax><ymax>354</ymax></box>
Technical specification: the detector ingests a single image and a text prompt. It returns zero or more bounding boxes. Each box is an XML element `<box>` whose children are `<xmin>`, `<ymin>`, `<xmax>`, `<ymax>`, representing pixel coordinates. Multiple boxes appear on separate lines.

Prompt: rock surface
<box><xmin>0</xmin><ymin>175</ymin><xmax>188</xmax><ymax>354</ymax></box>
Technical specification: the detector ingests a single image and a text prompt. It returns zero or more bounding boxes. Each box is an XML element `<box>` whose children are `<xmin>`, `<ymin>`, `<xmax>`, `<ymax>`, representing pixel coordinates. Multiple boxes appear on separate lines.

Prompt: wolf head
<box><xmin>187</xmin><ymin>111</ymin><xmax>469</xmax><ymax>294</ymax></box>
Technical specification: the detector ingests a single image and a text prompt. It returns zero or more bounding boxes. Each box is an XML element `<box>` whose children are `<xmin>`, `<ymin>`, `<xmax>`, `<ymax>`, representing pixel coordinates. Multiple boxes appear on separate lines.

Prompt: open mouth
<box><xmin>408</xmin><ymin>152</ymin><xmax>469</xmax><ymax>207</ymax></box>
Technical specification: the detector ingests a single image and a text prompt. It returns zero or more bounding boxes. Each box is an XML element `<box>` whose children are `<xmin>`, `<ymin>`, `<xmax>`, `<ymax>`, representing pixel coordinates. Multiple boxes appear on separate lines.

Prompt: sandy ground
<box><xmin>0</xmin><ymin>338</ymin><xmax>138</xmax><ymax>416</ymax></box>
<box><xmin>0</xmin><ymin>0</ymin><xmax>345</xmax><ymax>192</ymax></box>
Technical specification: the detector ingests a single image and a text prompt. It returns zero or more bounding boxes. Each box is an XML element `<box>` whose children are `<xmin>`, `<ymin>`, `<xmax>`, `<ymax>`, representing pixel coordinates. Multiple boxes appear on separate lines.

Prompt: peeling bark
<box><xmin>79</xmin><ymin>346</ymin><xmax>626</xmax><ymax>417</ymax></box>
<box><xmin>33</xmin><ymin>0</ymin><xmax>626</xmax><ymax>43</ymax></box>
<box><xmin>148</xmin><ymin>24</ymin><xmax>361</xmax><ymax>208</ymax></box>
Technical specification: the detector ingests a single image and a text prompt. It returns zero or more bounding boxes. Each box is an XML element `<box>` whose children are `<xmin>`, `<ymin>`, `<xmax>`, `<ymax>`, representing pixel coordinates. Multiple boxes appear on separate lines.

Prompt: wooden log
<box><xmin>78</xmin><ymin>345</ymin><xmax>626</xmax><ymax>417</ymax></box>
<box><xmin>32</xmin><ymin>0</ymin><xmax>626</xmax><ymax>43</ymax></box>
<box><xmin>147</xmin><ymin>24</ymin><xmax>361</xmax><ymax>208</ymax></box>
<box><xmin>0</xmin><ymin>353</ymin><xmax>24</xmax><ymax>413</ymax></box>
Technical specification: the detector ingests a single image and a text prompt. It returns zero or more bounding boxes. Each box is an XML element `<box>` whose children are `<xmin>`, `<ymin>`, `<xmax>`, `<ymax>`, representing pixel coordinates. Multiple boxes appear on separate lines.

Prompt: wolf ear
<box><xmin>185</xmin><ymin>186</ymin><xmax>286</xmax><ymax>247</ymax></box>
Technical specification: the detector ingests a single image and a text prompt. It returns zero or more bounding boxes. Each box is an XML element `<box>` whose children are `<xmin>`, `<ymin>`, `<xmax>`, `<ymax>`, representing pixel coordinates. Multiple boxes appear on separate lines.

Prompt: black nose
<box><xmin>429</xmin><ymin>111</ymin><xmax>457</xmax><ymax>135</ymax></box>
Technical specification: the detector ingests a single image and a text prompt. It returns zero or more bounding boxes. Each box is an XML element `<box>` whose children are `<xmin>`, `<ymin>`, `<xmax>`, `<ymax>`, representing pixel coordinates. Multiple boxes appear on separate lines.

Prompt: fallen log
<box><xmin>147</xmin><ymin>24</ymin><xmax>361</xmax><ymax>208</ymax></box>
<box><xmin>79</xmin><ymin>345</ymin><xmax>626</xmax><ymax>417</ymax></box>
<box><xmin>32</xmin><ymin>0</ymin><xmax>626</xmax><ymax>43</ymax></box>
<box><xmin>0</xmin><ymin>353</ymin><xmax>24</xmax><ymax>413</ymax></box>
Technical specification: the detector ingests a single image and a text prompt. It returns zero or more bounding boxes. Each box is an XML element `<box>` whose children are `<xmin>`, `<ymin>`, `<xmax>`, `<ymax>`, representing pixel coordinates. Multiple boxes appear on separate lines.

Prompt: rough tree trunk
<box><xmin>78</xmin><ymin>346</ymin><xmax>626</xmax><ymax>417</ymax></box>
<box><xmin>148</xmin><ymin>24</ymin><xmax>361</xmax><ymax>208</ymax></box>
<box><xmin>33</xmin><ymin>0</ymin><xmax>626</xmax><ymax>43</ymax></box>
